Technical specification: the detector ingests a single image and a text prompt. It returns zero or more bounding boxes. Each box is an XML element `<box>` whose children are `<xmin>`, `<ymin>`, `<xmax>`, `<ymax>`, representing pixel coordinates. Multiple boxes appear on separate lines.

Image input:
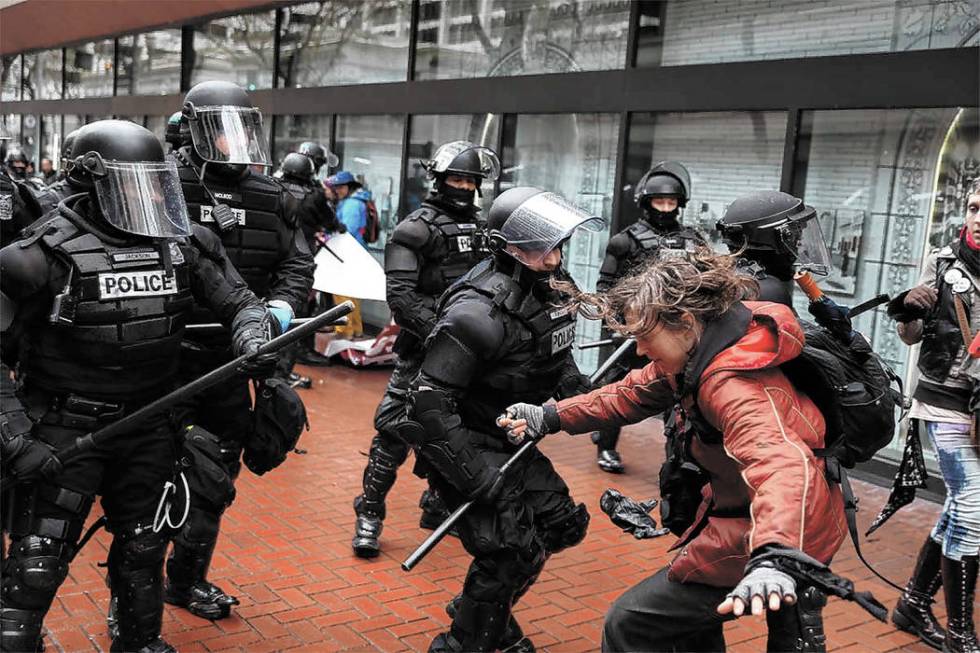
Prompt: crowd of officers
<box><xmin>0</xmin><ymin>78</ymin><xmax>977</xmax><ymax>653</ymax></box>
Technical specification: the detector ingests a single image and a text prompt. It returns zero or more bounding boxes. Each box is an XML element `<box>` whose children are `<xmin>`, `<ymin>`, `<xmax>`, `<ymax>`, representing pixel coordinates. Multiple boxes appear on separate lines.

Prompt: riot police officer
<box><xmin>716</xmin><ymin>190</ymin><xmax>832</xmax><ymax>306</ymax></box>
<box><xmin>0</xmin><ymin>119</ymin><xmax>277</xmax><ymax>653</ymax></box>
<box><xmin>351</xmin><ymin>141</ymin><xmax>500</xmax><ymax>558</ymax></box>
<box><xmin>409</xmin><ymin>186</ymin><xmax>600</xmax><ymax>652</ymax></box>
<box><xmin>32</xmin><ymin>129</ymin><xmax>83</xmax><ymax>219</ymax></box>
<box><xmin>278</xmin><ymin>152</ymin><xmax>341</xmax><ymax>254</ymax></box>
<box><xmin>0</xmin><ymin>135</ymin><xmax>44</xmax><ymax>247</ymax></box>
<box><xmin>297</xmin><ymin>140</ymin><xmax>338</xmax><ymax>181</ymax></box>
<box><xmin>3</xmin><ymin>147</ymin><xmax>30</xmax><ymax>182</ymax></box>
<box><xmin>592</xmin><ymin>161</ymin><xmax>705</xmax><ymax>473</ymax></box>
<box><xmin>166</xmin><ymin>80</ymin><xmax>314</xmax><ymax>619</ymax></box>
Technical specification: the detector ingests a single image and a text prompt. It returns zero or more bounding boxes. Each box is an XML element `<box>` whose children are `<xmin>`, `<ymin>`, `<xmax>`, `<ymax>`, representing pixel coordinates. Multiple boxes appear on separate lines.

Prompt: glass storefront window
<box><xmin>637</xmin><ymin>0</ymin><xmax>980</xmax><ymax>67</ymax></box>
<box><xmin>2</xmin><ymin>55</ymin><xmax>22</xmax><ymax>101</ymax></box>
<box><xmin>190</xmin><ymin>10</ymin><xmax>276</xmax><ymax>90</ymax></box>
<box><xmin>23</xmin><ymin>50</ymin><xmax>62</xmax><ymax>100</ymax></box>
<box><xmin>792</xmin><ymin>108</ymin><xmax>979</xmax><ymax>461</ymax></box>
<box><xmin>272</xmin><ymin>114</ymin><xmax>335</xmax><ymax>174</ymax></box>
<box><xmin>278</xmin><ymin>1</ymin><xmax>412</xmax><ymax>87</ymax></box>
<box><xmin>37</xmin><ymin>115</ymin><xmax>62</xmax><ymax>177</ymax></box>
<box><xmin>404</xmin><ymin>113</ymin><xmax>500</xmax><ymax>217</ymax></box>
<box><xmin>146</xmin><ymin>115</ymin><xmax>169</xmax><ymax>142</ymax></box>
<box><xmin>622</xmin><ymin>111</ymin><xmax>787</xmax><ymax>249</ymax></box>
<box><xmin>414</xmin><ymin>0</ymin><xmax>631</xmax><ymax>80</ymax></box>
<box><xmin>500</xmin><ymin>112</ymin><xmax>621</xmax><ymax>372</ymax></box>
<box><xmin>65</xmin><ymin>40</ymin><xmax>114</xmax><ymax>98</ymax></box>
<box><xmin>117</xmin><ymin>29</ymin><xmax>182</xmax><ymax>96</ymax></box>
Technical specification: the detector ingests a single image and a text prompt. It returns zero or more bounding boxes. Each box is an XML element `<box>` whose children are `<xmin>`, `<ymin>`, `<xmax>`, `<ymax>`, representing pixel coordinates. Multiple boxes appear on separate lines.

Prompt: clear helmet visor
<box><xmin>780</xmin><ymin>216</ymin><xmax>832</xmax><ymax>276</ymax></box>
<box><xmin>499</xmin><ymin>192</ymin><xmax>606</xmax><ymax>266</ymax></box>
<box><xmin>429</xmin><ymin>141</ymin><xmax>501</xmax><ymax>181</ymax></box>
<box><xmin>188</xmin><ymin>106</ymin><xmax>270</xmax><ymax>165</ymax></box>
<box><xmin>93</xmin><ymin>160</ymin><xmax>191</xmax><ymax>238</ymax></box>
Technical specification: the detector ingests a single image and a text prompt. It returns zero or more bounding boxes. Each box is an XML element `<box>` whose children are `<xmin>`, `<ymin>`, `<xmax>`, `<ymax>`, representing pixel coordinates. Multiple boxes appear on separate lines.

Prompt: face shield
<box><xmin>186</xmin><ymin>105</ymin><xmax>270</xmax><ymax>166</ymax></box>
<box><xmin>779</xmin><ymin>216</ymin><xmax>832</xmax><ymax>276</ymax></box>
<box><xmin>93</xmin><ymin>160</ymin><xmax>192</xmax><ymax>238</ymax></box>
<box><xmin>498</xmin><ymin>192</ymin><xmax>606</xmax><ymax>267</ymax></box>
<box><xmin>427</xmin><ymin>141</ymin><xmax>501</xmax><ymax>182</ymax></box>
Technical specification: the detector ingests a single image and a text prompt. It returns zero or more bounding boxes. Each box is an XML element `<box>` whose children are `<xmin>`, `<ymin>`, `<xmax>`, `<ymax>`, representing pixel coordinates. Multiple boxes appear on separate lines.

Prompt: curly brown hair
<box><xmin>555</xmin><ymin>248</ymin><xmax>759</xmax><ymax>336</ymax></box>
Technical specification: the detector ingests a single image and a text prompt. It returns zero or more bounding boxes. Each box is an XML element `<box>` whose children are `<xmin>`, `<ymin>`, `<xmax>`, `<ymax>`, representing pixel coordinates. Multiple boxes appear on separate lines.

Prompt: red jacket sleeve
<box><xmin>698</xmin><ymin>370</ymin><xmax>816</xmax><ymax>552</ymax></box>
<box><xmin>554</xmin><ymin>360</ymin><xmax>676</xmax><ymax>434</ymax></box>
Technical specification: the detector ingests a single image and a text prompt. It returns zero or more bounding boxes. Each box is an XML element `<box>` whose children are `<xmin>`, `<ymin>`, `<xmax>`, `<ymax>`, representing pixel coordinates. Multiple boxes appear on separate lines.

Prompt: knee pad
<box><xmin>374</xmin><ymin>391</ymin><xmax>408</xmax><ymax>435</ymax></box>
<box><xmin>2</xmin><ymin>536</ymin><xmax>72</xmax><ymax>609</ymax></box>
<box><xmin>175</xmin><ymin>507</ymin><xmax>221</xmax><ymax>547</ymax></box>
<box><xmin>465</xmin><ymin>550</ymin><xmax>543</xmax><ymax>604</ymax></box>
<box><xmin>109</xmin><ymin>527</ymin><xmax>168</xmax><ymax>573</ymax></box>
<box><xmin>540</xmin><ymin>503</ymin><xmax>590</xmax><ymax>553</ymax></box>
<box><xmin>369</xmin><ymin>433</ymin><xmax>410</xmax><ymax>468</ymax></box>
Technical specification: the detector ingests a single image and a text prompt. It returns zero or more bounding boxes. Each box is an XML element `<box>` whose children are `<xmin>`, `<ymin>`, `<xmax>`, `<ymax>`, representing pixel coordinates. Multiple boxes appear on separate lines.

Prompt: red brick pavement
<box><xmin>39</xmin><ymin>364</ymin><xmax>959</xmax><ymax>652</ymax></box>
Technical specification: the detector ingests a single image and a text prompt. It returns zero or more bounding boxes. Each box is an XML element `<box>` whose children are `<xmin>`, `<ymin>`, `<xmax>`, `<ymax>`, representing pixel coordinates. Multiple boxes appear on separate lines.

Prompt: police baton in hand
<box><xmin>401</xmin><ymin>338</ymin><xmax>636</xmax><ymax>571</ymax></box>
<box><xmin>1</xmin><ymin>302</ymin><xmax>354</xmax><ymax>492</ymax></box>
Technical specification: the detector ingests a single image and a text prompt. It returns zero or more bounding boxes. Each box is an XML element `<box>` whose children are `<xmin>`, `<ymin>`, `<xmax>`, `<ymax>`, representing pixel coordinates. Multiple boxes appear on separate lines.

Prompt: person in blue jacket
<box><xmin>331</xmin><ymin>170</ymin><xmax>371</xmax><ymax>246</ymax></box>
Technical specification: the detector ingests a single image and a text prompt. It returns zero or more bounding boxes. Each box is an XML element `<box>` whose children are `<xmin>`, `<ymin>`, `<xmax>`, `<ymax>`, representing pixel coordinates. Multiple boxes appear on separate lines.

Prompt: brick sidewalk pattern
<box><xmin>39</xmin><ymin>364</ymin><xmax>960</xmax><ymax>652</ymax></box>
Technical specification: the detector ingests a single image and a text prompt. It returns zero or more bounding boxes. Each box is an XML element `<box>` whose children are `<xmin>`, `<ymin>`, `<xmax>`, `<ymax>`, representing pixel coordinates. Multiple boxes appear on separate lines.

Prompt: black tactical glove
<box><xmin>232</xmin><ymin>306</ymin><xmax>280</xmax><ymax>379</ymax></box>
<box><xmin>7</xmin><ymin>437</ymin><xmax>62</xmax><ymax>482</ymax></box>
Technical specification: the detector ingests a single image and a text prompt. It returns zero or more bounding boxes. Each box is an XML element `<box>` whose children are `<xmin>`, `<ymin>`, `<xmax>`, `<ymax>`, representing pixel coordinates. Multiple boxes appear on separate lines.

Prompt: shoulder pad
<box><xmin>439</xmin><ymin>292</ymin><xmax>505</xmax><ymax>356</ymax></box>
<box><xmin>391</xmin><ymin>214</ymin><xmax>433</xmax><ymax>249</ymax></box>
<box><xmin>404</xmin><ymin>206</ymin><xmax>441</xmax><ymax>224</ymax></box>
<box><xmin>1</xmin><ymin>235</ymin><xmax>54</xmax><ymax>295</ymax></box>
<box><xmin>36</xmin><ymin>214</ymin><xmax>80</xmax><ymax>250</ymax></box>
<box><xmin>605</xmin><ymin>232</ymin><xmax>633</xmax><ymax>258</ymax></box>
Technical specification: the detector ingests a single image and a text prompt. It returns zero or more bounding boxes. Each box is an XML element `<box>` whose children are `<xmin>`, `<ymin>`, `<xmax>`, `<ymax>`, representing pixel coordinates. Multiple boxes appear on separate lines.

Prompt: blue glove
<box><xmin>267</xmin><ymin>300</ymin><xmax>293</xmax><ymax>334</ymax></box>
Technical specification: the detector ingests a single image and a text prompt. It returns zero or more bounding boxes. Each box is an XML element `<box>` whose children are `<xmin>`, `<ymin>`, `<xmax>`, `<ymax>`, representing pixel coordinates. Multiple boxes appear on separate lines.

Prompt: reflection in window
<box><xmin>278</xmin><ymin>1</ymin><xmax>412</xmax><ymax>87</ymax></box>
<box><xmin>793</xmin><ymin>108</ymin><xmax>978</xmax><ymax>417</ymax></box>
<box><xmin>639</xmin><ymin>0</ymin><xmax>980</xmax><ymax>67</ymax></box>
<box><xmin>501</xmin><ymin>112</ymin><xmax>620</xmax><ymax>372</ymax></box>
<box><xmin>2</xmin><ymin>55</ymin><xmax>22</xmax><ymax>101</ymax></box>
<box><xmin>118</xmin><ymin>30</ymin><xmax>182</xmax><ymax>96</ymax></box>
<box><xmin>146</xmin><ymin>116</ymin><xmax>169</xmax><ymax>142</ymax></box>
<box><xmin>623</xmin><ymin>111</ymin><xmax>787</xmax><ymax>250</ymax></box>
<box><xmin>23</xmin><ymin>50</ymin><xmax>62</xmax><ymax>100</ymax></box>
<box><xmin>37</xmin><ymin>115</ymin><xmax>62</xmax><ymax>176</ymax></box>
<box><xmin>414</xmin><ymin>0</ymin><xmax>631</xmax><ymax>80</ymax></box>
<box><xmin>18</xmin><ymin>114</ymin><xmax>40</xmax><ymax>167</ymax></box>
<box><xmin>272</xmin><ymin>114</ymin><xmax>334</xmax><ymax>171</ymax></box>
<box><xmin>405</xmin><ymin>114</ymin><xmax>500</xmax><ymax>217</ymax></box>
<box><xmin>65</xmin><ymin>40</ymin><xmax>114</xmax><ymax>98</ymax></box>
<box><xmin>190</xmin><ymin>11</ymin><xmax>276</xmax><ymax>90</ymax></box>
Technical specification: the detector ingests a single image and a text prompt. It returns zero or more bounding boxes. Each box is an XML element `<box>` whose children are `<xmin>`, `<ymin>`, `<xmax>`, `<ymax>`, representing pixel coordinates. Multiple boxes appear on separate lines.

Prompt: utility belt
<box><xmin>22</xmin><ymin>387</ymin><xmax>167</xmax><ymax>429</ymax></box>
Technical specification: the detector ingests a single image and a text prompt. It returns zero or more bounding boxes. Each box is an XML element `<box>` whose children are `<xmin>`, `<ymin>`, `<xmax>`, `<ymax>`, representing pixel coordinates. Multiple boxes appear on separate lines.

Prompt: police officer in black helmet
<box><xmin>166</xmin><ymin>80</ymin><xmax>314</xmax><ymax>620</ymax></box>
<box><xmin>409</xmin><ymin>187</ymin><xmax>599</xmax><ymax>652</ymax></box>
<box><xmin>297</xmin><ymin>140</ymin><xmax>338</xmax><ymax>181</ymax></box>
<box><xmin>0</xmin><ymin>119</ymin><xmax>277</xmax><ymax>653</ymax></box>
<box><xmin>31</xmin><ymin>128</ymin><xmax>80</xmax><ymax>218</ymax></box>
<box><xmin>716</xmin><ymin>190</ymin><xmax>832</xmax><ymax>307</ymax></box>
<box><xmin>592</xmin><ymin>161</ymin><xmax>706</xmax><ymax>473</ymax></box>
<box><xmin>0</xmin><ymin>133</ymin><xmax>45</xmax><ymax>248</ymax></box>
<box><xmin>351</xmin><ymin>140</ymin><xmax>499</xmax><ymax>558</ymax></box>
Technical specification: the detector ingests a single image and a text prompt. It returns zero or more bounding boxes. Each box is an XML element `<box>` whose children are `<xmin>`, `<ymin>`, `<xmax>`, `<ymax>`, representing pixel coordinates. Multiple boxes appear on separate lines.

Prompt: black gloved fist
<box><xmin>7</xmin><ymin>436</ymin><xmax>62</xmax><ymax>482</ymax></box>
<box><xmin>232</xmin><ymin>307</ymin><xmax>280</xmax><ymax>379</ymax></box>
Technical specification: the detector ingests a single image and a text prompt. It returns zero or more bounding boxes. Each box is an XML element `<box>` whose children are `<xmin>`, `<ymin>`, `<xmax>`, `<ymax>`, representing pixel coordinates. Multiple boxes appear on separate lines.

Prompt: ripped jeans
<box><xmin>927</xmin><ymin>420</ymin><xmax>980</xmax><ymax>560</ymax></box>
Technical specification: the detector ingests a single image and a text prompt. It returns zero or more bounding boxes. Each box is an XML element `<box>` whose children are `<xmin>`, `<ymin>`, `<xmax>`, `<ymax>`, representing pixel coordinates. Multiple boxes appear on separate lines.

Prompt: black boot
<box><xmin>446</xmin><ymin>595</ymin><xmax>534</xmax><ymax>652</ymax></box>
<box><xmin>597</xmin><ymin>449</ymin><xmax>625</xmax><ymax>474</ymax></box>
<box><xmin>893</xmin><ymin>537</ymin><xmax>946</xmax><ymax>650</ymax></box>
<box><xmin>942</xmin><ymin>554</ymin><xmax>980</xmax><ymax>653</ymax></box>
<box><xmin>352</xmin><ymin>434</ymin><xmax>407</xmax><ymax>557</ymax></box>
<box><xmin>165</xmin><ymin>538</ymin><xmax>239</xmax><ymax>620</ymax></box>
<box><xmin>352</xmin><ymin>496</ymin><xmax>383</xmax><ymax>559</ymax></box>
<box><xmin>108</xmin><ymin>529</ymin><xmax>175</xmax><ymax>652</ymax></box>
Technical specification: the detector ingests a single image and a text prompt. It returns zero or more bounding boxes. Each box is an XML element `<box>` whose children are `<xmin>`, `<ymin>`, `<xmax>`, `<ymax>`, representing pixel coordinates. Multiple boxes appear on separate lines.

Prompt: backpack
<box><xmin>360</xmin><ymin>197</ymin><xmax>380</xmax><ymax>244</ymax></box>
<box><xmin>244</xmin><ymin>378</ymin><xmax>310</xmax><ymax>476</ymax></box>
<box><xmin>779</xmin><ymin>321</ymin><xmax>905</xmax><ymax>468</ymax></box>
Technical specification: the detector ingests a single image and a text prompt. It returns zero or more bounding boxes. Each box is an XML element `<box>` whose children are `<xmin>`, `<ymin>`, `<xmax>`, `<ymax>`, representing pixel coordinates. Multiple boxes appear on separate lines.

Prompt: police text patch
<box><xmin>456</xmin><ymin>235</ymin><xmax>473</xmax><ymax>252</ymax></box>
<box><xmin>551</xmin><ymin>323</ymin><xmax>576</xmax><ymax>354</ymax></box>
<box><xmin>200</xmin><ymin>205</ymin><xmax>246</xmax><ymax>225</ymax></box>
<box><xmin>98</xmin><ymin>270</ymin><xmax>178</xmax><ymax>300</ymax></box>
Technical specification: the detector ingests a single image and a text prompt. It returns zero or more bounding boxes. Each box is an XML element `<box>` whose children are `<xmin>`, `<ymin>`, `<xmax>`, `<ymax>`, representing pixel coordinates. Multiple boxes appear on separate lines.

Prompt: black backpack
<box><xmin>779</xmin><ymin>321</ymin><xmax>905</xmax><ymax>468</ymax></box>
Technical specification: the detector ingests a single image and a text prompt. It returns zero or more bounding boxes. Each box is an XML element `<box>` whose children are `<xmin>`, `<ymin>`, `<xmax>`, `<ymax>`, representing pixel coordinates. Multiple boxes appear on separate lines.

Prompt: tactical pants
<box><xmin>602</xmin><ymin>566</ymin><xmax>826</xmax><ymax>652</ymax></box>
<box><xmin>167</xmin><ymin>346</ymin><xmax>252</xmax><ymax>594</ymax></box>
<box><xmin>355</xmin><ymin>355</ymin><xmax>420</xmax><ymax>518</ymax></box>
<box><xmin>2</xmin><ymin>390</ymin><xmax>176</xmax><ymax>652</ymax></box>
<box><xmin>430</xmin><ymin>445</ymin><xmax>589</xmax><ymax>651</ymax></box>
<box><xmin>592</xmin><ymin>349</ymin><xmax>647</xmax><ymax>451</ymax></box>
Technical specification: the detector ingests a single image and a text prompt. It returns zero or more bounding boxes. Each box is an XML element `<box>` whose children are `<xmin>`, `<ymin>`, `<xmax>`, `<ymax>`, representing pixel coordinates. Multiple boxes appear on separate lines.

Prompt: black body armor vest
<box><xmin>624</xmin><ymin>221</ymin><xmax>703</xmax><ymax>270</ymax></box>
<box><xmin>413</xmin><ymin>203</ymin><xmax>489</xmax><ymax>296</ymax></box>
<box><xmin>174</xmin><ymin>148</ymin><xmax>288</xmax><ymax>299</ymax></box>
<box><xmin>18</xmin><ymin>213</ymin><xmax>194</xmax><ymax>398</ymax></box>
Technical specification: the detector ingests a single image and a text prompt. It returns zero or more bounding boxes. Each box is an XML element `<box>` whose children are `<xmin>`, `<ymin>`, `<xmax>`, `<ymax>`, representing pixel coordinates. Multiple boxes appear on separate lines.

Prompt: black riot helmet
<box><xmin>164</xmin><ymin>110</ymin><xmax>191</xmax><ymax>151</ymax></box>
<box><xmin>4</xmin><ymin>147</ymin><xmax>29</xmax><ymax>180</ymax></box>
<box><xmin>297</xmin><ymin>141</ymin><xmax>338</xmax><ymax>177</ymax></box>
<box><xmin>634</xmin><ymin>161</ymin><xmax>691</xmax><ymax>228</ymax></box>
<box><xmin>182</xmin><ymin>80</ymin><xmax>269</xmax><ymax>168</ymax></box>
<box><xmin>487</xmin><ymin>186</ymin><xmax>605</xmax><ymax>268</ymax></box>
<box><xmin>716</xmin><ymin>190</ymin><xmax>832</xmax><ymax>279</ymax></box>
<box><xmin>65</xmin><ymin>120</ymin><xmax>191</xmax><ymax>239</ymax></box>
<box><xmin>60</xmin><ymin>128</ymin><xmax>80</xmax><ymax>170</ymax></box>
<box><xmin>422</xmin><ymin>140</ymin><xmax>501</xmax><ymax>211</ymax></box>
<box><xmin>278</xmin><ymin>152</ymin><xmax>315</xmax><ymax>185</ymax></box>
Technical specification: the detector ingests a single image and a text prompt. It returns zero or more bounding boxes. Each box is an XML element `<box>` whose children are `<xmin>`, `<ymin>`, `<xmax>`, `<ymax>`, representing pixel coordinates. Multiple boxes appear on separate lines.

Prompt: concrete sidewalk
<box><xmin>42</xmin><ymin>364</ymin><xmax>948</xmax><ymax>652</ymax></box>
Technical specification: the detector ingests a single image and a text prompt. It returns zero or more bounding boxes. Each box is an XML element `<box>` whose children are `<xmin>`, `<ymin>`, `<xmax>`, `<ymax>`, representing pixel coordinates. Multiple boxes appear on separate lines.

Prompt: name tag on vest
<box><xmin>551</xmin><ymin>323</ymin><xmax>576</xmax><ymax>354</ymax></box>
<box><xmin>98</xmin><ymin>270</ymin><xmax>178</xmax><ymax>300</ymax></box>
<box><xmin>200</xmin><ymin>205</ymin><xmax>246</xmax><ymax>225</ymax></box>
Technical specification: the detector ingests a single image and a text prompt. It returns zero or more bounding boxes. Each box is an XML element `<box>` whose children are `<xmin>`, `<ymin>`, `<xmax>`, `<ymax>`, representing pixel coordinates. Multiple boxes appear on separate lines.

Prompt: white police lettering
<box><xmin>0</xmin><ymin>192</ymin><xmax>12</xmax><ymax>221</ymax></box>
<box><xmin>213</xmin><ymin>192</ymin><xmax>234</xmax><ymax>201</ymax></box>
<box><xmin>551</xmin><ymin>323</ymin><xmax>576</xmax><ymax>354</ymax></box>
<box><xmin>456</xmin><ymin>235</ymin><xmax>472</xmax><ymax>252</ymax></box>
<box><xmin>111</xmin><ymin>250</ymin><xmax>159</xmax><ymax>263</ymax></box>
<box><xmin>200</xmin><ymin>205</ymin><xmax>246</xmax><ymax>225</ymax></box>
<box><xmin>548</xmin><ymin>307</ymin><xmax>569</xmax><ymax>320</ymax></box>
<box><xmin>98</xmin><ymin>270</ymin><xmax>178</xmax><ymax>300</ymax></box>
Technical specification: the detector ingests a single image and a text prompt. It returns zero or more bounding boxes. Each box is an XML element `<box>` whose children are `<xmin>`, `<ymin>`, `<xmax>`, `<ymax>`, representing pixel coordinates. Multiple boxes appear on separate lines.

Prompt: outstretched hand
<box><xmin>717</xmin><ymin>564</ymin><xmax>797</xmax><ymax>617</ymax></box>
